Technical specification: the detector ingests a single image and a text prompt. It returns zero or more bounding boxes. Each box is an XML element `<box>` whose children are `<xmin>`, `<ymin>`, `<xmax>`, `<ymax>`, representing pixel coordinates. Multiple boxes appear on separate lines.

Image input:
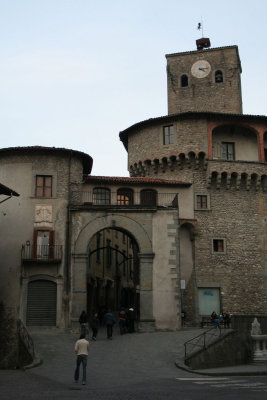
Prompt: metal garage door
<box><xmin>198</xmin><ymin>288</ymin><xmax>221</xmax><ymax>316</ymax></box>
<box><xmin>26</xmin><ymin>280</ymin><xmax>57</xmax><ymax>326</ymax></box>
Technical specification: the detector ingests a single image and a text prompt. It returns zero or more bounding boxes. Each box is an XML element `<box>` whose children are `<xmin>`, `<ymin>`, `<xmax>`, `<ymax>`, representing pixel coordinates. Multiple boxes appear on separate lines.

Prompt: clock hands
<box><xmin>198</xmin><ymin>67</ymin><xmax>209</xmax><ymax>71</ymax></box>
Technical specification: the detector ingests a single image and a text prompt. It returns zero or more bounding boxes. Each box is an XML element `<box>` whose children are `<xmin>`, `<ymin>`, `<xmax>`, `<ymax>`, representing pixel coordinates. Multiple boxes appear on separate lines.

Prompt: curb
<box><xmin>23</xmin><ymin>356</ymin><xmax>43</xmax><ymax>370</ymax></box>
<box><xmin>175</xmin><ymin>359</ymin><xmax>267</xmax><ymax>377</ymax></box>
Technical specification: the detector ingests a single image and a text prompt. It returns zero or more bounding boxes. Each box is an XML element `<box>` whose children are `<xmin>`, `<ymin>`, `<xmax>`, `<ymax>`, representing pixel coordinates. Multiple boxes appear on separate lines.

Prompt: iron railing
<box><xmin>184</xmin><ymin>326</ymin><xmax>222</xmax><ymax>359</ymax></box>
<box><xmin>21</xmin><ymin>245</ymin><xmax>62</xmax><ymax>262</ymax></box>
<box><xmin>17</xmin><ymin>319</ymin><xmax>35</xmax><ymax>360</ymax></box>
<box><xmin>71</xmin><ymin>191</ymin><xmax>179</xmax><ymax>208</ymax></box>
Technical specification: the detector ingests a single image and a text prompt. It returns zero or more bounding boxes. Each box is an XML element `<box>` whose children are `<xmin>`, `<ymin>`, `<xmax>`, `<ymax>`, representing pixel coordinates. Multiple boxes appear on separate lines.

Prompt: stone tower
<box><xmin>120</xmin><ymin>40</ymin><xmax>267</xmax><ymax>325</ymax></box>
<box><xmin>166</xmin><ymin>39</ymin><xmax>243</xmax><ymax>115</ymax></box>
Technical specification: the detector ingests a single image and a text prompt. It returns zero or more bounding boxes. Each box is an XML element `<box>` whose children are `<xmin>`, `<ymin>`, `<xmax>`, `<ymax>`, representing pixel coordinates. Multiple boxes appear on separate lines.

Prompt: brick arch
<box><xmin>75</xmin><ymin>214</ymin><xmax>152</xmax><ymax>254</ymax></box>
<box><xmin>209</xmin><ymin>122</ymin><xmax>259</xmax><ymax>160</ymax></box>
<box><xmin>72</xmin><ymin>213</ymin><xmax>155</xmax><ymax>331</ymax></box>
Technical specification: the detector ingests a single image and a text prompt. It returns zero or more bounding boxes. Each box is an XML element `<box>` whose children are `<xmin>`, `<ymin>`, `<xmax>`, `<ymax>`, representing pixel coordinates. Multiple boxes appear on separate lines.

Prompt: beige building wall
<box><xmin>0</xmin><ymin>148</ymin><xmax>88</xmax><ymax>328</ymax></box>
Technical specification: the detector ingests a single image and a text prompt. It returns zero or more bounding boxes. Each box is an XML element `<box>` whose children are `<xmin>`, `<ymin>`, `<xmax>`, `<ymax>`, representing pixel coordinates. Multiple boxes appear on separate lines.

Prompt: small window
<box><xmin>36</xmin><ymin>175</ymin><xmax>52</xmax><ymax>198</ymax></box>
<box><xmin>140</xmin><ymin>189</ymin><xmax>157</xmax><ymax>206</ymax></box>
<box><xmin>93</xmin><ymin>188</ymin><xmax>110</xmax><ymax>205</ymax></box>
<box><xmin>163</xmin><ymin>125</ymin><xmax>174</xmax><ymax>145</ymax></box>
<box><xmin>196</xmin><ymin>195</ymin><xmax>208</xmax><ymax>210</ymax></box>
<box><xmin>215</xmin><ymin>70</ymin><xmax>223</xmax><ymax>83</ymax></box>
<box><xmin>117</xmin><ymin>188</ymin><xmax>133</xmax><ymax>205</ymax></box>
<box><xmin>221</xmin><ymin>142</ymin><xmax>235</xmax><ymax>161</ymax></box>
<box><xmin>212</xmin><ymin>239</ymin><xmax>226</xmax><ymax>254</ymax></box>
<box><xmin>181</xmin><ymin>74</ymin><xmax>188</xmax><ymax>87</ymax></box>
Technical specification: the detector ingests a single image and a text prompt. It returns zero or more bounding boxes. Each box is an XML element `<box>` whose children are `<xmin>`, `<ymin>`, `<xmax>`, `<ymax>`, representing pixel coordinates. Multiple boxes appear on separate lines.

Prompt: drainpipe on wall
<box><xmin>64</xmin><ymin>151</ymin><xmax>72</xmax><ymax>329</ymax></box>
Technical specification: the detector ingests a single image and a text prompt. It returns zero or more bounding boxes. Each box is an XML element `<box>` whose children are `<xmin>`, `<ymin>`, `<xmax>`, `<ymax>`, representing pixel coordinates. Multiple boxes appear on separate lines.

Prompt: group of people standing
<box><xmin>74</xmin><ymin>307</ymin><xmax>136</xmax><ymax>385</ymax></box>
<box><xmin>79</xmin><ymin>307</ymin><xmax>136</xmax><ymax>340</ymax></box>
<box><xmin>210</xmin><ymin>311</ymin><xmax>231</xmax><ymax>328</ymax></box>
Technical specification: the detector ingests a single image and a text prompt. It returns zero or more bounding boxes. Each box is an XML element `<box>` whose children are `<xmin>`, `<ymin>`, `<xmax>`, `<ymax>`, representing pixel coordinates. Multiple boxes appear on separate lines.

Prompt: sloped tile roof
<box><xmin>85</xmin><ymin>175</ymin><xmax>191</xmax><ymax>186</ymax></box>
<box><xmin>0</xmin><ymin>146</ymin><xmax>93</xmax><ymax>175</ymax></box>
<box><xmin>119</xmin><ymin>111</ymin><xmax>267</xmax><ymax>151</ymax></box>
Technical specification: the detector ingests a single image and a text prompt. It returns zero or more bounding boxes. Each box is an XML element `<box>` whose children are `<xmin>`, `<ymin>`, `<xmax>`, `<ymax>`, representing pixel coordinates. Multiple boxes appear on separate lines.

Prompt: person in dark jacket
<box><xmin>223</xmin><ymin>312</ymin><xmax>231</xmax><ymax>328</ymax></box>
<box><xmin>119</xmin><ymin>308</ymin><xmax>127</xmax><ymax>335</ymax></box>
<box><xmin>79</xmin><ymin>310</ymin><xmax>88</xmax><ymax>336</ymax></box>
<box><xmin>103</xmin><ymin>310</ymin><xmax>116</xmax><ymax>339</ymax></box>
<box><xmin>90</xmin><ymin>312</ymin><xmax>100</xmax><ymax>340</ymax></box>
<box><xmin>127</xmin><ymin>307</ymin><xmax>136</xmax><ymax>333</ymax></box>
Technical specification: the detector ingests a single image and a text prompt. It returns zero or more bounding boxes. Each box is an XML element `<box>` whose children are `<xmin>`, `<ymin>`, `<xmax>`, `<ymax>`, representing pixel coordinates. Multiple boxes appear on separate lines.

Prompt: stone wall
<box><xmin>166</xmin><ymin>46</ymin><xmax>242</xmax><ymax>114</ymax></box>
<box><xmin>127</xmin><ymin>118</ymin><xmax>208</xmax><ymax>168</ymax></box>
<box><xmin>125</xmin><ymin>152</ymin><xmax>267</xmax><ymax>322</ymax></box>
<box><xmin>194</xmin><ymin>169</ymin><xmax>267</xmax><ymax>316</ymax></box>
<box><xmin>0</xmin><ymin>303</ymin><xmax>19</xmax><ymax>369</ymax></box>
<box><xmin>185</xmin><ymin>330</ymin><xmax>252</xmax><ymax>370</ymax></box>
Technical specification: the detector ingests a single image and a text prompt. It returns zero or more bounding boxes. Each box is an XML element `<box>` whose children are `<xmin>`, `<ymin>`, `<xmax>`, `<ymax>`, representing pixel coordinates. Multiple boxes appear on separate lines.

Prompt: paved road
<box><xmin>1</xmin><ymin>327</ymin><xmax>267</xmax><ymax>399</ymax></box>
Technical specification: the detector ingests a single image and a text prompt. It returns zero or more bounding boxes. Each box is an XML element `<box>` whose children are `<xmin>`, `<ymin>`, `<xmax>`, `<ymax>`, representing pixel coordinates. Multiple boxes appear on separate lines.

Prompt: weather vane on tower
<box><xmin>196</xmin><ymin>18</ymin><xmax>211</xmax><ymax>50</ymax></box>
<box><xmin>197</xmin><ymin>19</ymin><xmax>204</xmax><ymax>37</ymax></box>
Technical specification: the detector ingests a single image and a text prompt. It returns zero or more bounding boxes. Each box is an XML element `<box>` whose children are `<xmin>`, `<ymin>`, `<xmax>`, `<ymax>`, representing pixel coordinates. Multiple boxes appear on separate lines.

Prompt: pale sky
<box><xmin>0</xmin><ymin>0</ymin><xmax>266</xmax><ymax>176</ymax></box>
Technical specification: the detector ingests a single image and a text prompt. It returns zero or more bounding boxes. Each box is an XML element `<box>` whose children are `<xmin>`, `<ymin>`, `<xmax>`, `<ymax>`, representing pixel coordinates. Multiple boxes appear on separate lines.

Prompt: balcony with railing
<box><xmin>71</xmin><ymin>190</ymin><xmax>178</xmax><ymax>209</ymax></box>
<box><xmin>21</xmin><ymin>244</ymin><xmax>63</xmax><ymax>263</ymax></box>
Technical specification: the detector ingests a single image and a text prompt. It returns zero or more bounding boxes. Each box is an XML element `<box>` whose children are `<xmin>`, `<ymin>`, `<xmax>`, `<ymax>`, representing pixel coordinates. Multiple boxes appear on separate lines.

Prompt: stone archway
<box><xmin>71</xmin><ymin>213</ymin><xmax>155</xmax><ymax>332</ymax></box>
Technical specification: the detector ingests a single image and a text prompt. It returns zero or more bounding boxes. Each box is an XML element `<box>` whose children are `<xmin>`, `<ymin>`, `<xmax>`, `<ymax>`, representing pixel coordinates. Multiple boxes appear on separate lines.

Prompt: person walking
<box><xmin>79</xmin><ymin>310</ymin><xmax>88</xmax><ymax>336</ymax></box>
<box><xmin>127</xmin><ymin>307</ymin><xmax>136</xmax><ymax>333</ymax></box>
<box><xmin>119</xmin><ymin>308</ymin><xmax>127</xmax><ymax>335</ymax></box>
<box><xmin>74</xmin><ymin>333</ymin><xmax>89</xmax><ymax>385</ymax></box>
<box><xmin>90</xmin><ymin>312</ymin><xmax>99</xmax><ymax>340</ymax></box>
<box><xmin>103</xmin><ymin>309</ymin><xmax>116</xmax><ymax>339</ymax></box>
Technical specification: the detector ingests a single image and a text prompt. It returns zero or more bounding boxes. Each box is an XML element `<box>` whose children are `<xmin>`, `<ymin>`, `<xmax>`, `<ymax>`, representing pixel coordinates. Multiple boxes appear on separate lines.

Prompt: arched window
<box><xmin>93</xmin><ymin>187</ymin><xmax>110</xmax><ymax>205</ymax></box>
<box><xmin>117</xmin><ymin>188</ymin><xmax>134</xmax><ymax>205</ymax></box>
<box><xmin>215</xmin><ymin>70</ymin><xmax>223</xmax><ymax>83</ymax></box>
<box><xmin>181</xmin><ymin>74</ymin><xmax>188</xmax><ymax>87</ymax></box>
<box><xmin>140</xmin><ymin>189</ymin><xmax>157</xmax><ymax>206</ymax></box>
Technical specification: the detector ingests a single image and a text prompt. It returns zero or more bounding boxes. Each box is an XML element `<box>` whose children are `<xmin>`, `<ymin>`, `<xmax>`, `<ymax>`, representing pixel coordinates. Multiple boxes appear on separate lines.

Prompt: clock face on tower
<box><xmin>191</xmin><ymin>60</ymin><xmax>211</xmax><ymax>78</ymax></box>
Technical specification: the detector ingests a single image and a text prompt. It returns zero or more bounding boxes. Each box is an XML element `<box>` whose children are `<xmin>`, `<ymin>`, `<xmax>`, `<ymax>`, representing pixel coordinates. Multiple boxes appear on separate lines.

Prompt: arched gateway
<box><xmin>70</xmin><ymin>208</ymin><xmax>181</xmax><ymax>332</ymax></box>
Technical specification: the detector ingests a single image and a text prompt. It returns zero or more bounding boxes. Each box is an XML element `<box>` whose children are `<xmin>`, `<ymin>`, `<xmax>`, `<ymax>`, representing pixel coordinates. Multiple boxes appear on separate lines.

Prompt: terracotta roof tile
<box><xmin>85</xmin><ymin>175</ymin><xmax>191</xmax><ymax>186</ymax></box>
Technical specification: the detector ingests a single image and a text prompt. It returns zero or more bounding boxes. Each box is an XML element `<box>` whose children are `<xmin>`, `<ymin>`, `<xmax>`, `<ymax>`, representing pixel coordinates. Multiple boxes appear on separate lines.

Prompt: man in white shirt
<box><xmin>74</xmin><ymin>333</ymin><xmax>90</xmax><ymax>385</ymax></box>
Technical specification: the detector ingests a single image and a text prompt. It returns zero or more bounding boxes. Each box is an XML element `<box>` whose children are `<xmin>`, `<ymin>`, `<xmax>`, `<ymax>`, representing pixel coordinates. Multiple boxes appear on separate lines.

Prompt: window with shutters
<box><xmin>93</xmin><ymin>187</ymin><xmax>110</xmax><ymax>205</ymax></box>
<box><xmin>163</xmin><ymin>125</ymin><xmax>174</xmax><ymax>145</ymax></box>
<box><xmin>140</xmin><ymin>189</ymin><xmax>157</xmax><ymax>206</ymax></box>
<box><xmin>117</xmin><ymin>188</ymin><xmax>133</xmax><ymax>205</ymax></box>
<box><xmin>195</xmin><ymin>194</ymin><xmax>209</xmax><ymax>210</ymax></box>
<box><xmin>35</xmin><ymin>175</ymin><xmax>52</xmax><ymax>198</ymax></box>
<box><xmin>221</xmin><ymin>142</ymin><xmax>235</xmax><ymax>161</ymax></box>
<box><xmin>33</xmin><ymin>230</ymin><xmax>55</xmax><ymax>260</ymax></box>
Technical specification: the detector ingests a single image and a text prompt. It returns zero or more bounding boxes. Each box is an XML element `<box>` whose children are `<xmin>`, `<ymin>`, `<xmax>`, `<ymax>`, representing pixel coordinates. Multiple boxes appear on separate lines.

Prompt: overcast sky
<box><xmin>0</xmin><ymin>0</ymin><xmax>266</xmax><ymax>176</ymax></box>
